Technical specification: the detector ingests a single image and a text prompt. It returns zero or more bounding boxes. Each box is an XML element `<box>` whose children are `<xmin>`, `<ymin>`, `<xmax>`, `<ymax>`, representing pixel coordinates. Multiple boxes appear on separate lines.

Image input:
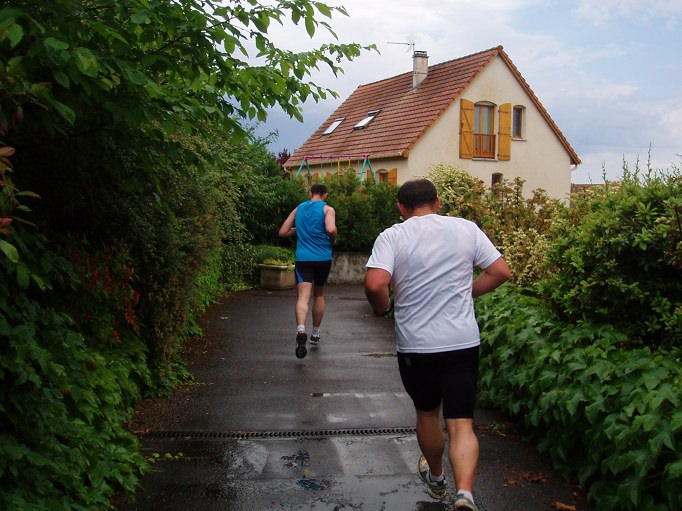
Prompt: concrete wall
<box><xmin>328</xmin><ymin>252</ymin><xmax>370</xmax><ymax>284</ymax></box>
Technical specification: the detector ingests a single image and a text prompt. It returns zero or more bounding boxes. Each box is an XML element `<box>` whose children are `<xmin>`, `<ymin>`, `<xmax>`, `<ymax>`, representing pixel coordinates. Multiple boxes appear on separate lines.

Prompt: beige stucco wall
<box><xmin>374</xmin><ymin>57</ymin><xmax>575</xmax><ymax>201</ymax></box>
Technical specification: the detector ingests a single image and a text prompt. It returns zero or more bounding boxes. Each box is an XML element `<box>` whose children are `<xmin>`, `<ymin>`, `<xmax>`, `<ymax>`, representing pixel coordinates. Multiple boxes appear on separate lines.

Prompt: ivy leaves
<box><xmin>476</xmin><ymin>290</ymin><xmax>682</xmax><ymax>510</ymax></box>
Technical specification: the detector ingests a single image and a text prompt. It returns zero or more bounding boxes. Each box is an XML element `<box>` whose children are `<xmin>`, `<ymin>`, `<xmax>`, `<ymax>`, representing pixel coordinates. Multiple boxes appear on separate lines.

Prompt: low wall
<box><xmin>328</xmin><ymin>252</ymin><xmax>370</xmax><ymax>285</ymax></box>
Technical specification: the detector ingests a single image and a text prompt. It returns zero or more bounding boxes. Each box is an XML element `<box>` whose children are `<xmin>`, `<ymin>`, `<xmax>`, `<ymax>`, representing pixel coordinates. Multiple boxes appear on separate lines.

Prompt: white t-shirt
<box><xmin>366</xmin><ymin>214</ymin><xmax>501</xmax><ymax>353</ymax></box>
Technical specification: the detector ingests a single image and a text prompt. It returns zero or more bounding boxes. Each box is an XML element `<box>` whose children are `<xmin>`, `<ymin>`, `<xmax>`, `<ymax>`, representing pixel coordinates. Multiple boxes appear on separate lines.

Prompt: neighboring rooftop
<box><xmin>285</xmin><ymin>46</ymin><xmax>580</xmax><ymax>169</ymax></box>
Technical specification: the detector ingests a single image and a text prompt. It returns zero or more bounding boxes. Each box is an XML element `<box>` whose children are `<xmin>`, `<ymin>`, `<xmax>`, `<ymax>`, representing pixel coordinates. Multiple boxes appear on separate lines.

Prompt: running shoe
<box><xmin>295</xmin><ymin>332</ymin><xmax>307</xmax><ymax>359</ymax></box>
<box><xmin>417</xmin><ymin>455</ymin><xmax>447</xmax><ymax>500</ymax></box>
<box><xmin>309</xmin><ymin>334</ymin><xmax>320</xmax><ymax>347</ymax></box>
<box><xmin>453</xmin><ymin>492</ymin><xmax>478</xmax><ymax>511</ymax></box>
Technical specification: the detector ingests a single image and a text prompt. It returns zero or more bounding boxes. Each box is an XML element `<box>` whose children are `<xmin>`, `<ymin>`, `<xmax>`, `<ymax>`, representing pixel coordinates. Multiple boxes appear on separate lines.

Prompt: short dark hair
<box><xmin>310</xmin><ymin>183</ymin><xmax>328</xmax><ymax>196</ymax></box>
<box><xmin>397</xmin><ymin>179</ymin><xmax>438</xmax><ymax>210</ymax></box>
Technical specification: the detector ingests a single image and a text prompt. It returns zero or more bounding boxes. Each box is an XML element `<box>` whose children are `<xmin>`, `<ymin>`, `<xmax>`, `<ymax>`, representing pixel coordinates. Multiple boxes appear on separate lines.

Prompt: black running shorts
<box><xmin>397</xmin><ymin>346</ymin><xmax>479</xmax><ymax>419</ymax></box>
<box><xmin>294</xmin><ymin>260</ymin><xmax>332</xmax><ymax>286</ymax></box>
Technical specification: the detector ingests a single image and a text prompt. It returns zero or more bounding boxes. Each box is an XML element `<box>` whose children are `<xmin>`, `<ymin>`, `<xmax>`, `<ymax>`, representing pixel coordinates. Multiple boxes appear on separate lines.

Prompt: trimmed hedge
<box><xmin>476</xmin><ymin>288</ymin><xmax>682</xmax><ymax>511</ymax></box>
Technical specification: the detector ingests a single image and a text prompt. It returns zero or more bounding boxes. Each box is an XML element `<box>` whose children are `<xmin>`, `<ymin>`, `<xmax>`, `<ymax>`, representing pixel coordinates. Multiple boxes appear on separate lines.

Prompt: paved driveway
<box><xmin>119</xmin><ymin>285</ymin><xmax>592</xmax><ymax>511</ymax></box>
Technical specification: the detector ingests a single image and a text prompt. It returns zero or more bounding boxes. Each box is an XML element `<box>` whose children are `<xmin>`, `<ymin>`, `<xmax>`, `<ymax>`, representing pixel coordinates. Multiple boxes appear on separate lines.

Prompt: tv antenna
<box><xmin>388</xmin><ymin>36</ymin><xmax>415</xmax><ymax>53</ymax></box>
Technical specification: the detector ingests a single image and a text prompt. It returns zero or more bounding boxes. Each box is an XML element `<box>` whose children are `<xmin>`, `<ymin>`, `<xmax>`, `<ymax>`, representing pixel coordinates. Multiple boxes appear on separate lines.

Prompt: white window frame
<box><xmin>322</xmin><ymin>118</ymin><xmax>344</xmax><ymax>135</ymax></box>
<box><xmin>354</xmin><ymin>110</ymin><xmax>380</xmax><ymax>130</ymax></box>
<box><xmin>512</xmin><ymin>106</ymin><xmax>525</xmax><ymax>139</ymax></box>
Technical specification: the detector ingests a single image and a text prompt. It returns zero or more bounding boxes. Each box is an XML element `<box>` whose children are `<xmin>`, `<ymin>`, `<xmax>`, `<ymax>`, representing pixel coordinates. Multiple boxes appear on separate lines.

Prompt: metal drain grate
<box><xmin>143</xmin><ymin>426</ymin><xmax>416</xmax><ymax>440</ymax></box>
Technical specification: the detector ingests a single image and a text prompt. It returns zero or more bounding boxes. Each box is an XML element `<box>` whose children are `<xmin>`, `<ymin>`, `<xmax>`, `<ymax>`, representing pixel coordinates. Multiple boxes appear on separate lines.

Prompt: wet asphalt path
<box><xmin>118</xmin><ymin>285</ymin><xmax>592</xmax><ymax>511</ymax></box>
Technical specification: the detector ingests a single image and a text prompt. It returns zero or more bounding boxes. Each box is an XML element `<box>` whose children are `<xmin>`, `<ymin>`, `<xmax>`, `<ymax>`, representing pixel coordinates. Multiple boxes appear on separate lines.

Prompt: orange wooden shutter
<box><xmin>388</xmin><ymin>168</ymin><xmax>398</xmax><ymax>185</ymax></box>
<box><xmin>459</xmin><ymin>99</ymin><xmax>474</xmax><ymax>159</ymax></box>
<box><xmin>498</xmin><ymin>103</ymin><xmax>511</xmax><ymax>161</ymax></box>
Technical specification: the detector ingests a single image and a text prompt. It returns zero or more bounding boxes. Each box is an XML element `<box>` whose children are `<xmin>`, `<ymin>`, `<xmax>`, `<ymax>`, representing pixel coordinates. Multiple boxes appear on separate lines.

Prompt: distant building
<box><xmin>285</xmin><ymin>46</ymin><xmax>580</xmax><ymax>200</ymax></box>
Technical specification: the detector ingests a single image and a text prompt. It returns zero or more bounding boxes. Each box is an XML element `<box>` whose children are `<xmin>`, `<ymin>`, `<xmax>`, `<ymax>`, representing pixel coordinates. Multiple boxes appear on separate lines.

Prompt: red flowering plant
<box><xmin>62</xmin><ymin>235</ymin><xmax>141</xmax><ymax>349</ymax></box>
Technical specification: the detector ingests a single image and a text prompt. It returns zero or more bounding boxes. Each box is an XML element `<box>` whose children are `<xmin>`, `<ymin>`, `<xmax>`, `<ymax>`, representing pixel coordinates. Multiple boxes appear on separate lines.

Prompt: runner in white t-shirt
<box><xmin>365</xmin><ymin>178</ymin><xmax>510</xmax><ymax>511</ymax></box>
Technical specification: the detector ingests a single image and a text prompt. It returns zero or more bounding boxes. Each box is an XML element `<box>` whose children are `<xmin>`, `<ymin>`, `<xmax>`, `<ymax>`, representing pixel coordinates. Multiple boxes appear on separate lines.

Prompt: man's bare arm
<box><xmin>278</xmin><ymin>208</ymin><xmax>297</xmax><ymax>238</ymax></box>
<box><xmin>472</xmin><ymin>257</ymin><xmax>511</xmax><ymax>298</ymax></box>
<box><xmin>364</xmin><ymin>267</ymin><xmax>392</xmax><ymax>316</ymax></box>
<box><xmin>324</xmin><ymin>205</ymin><xmax>337</xmax><ymax>244</ymax></box>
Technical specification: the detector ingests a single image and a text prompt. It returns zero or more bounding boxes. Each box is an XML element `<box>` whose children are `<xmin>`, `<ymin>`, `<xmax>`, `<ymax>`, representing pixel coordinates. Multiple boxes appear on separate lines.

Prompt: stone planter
<box><xmin>258</xmin><ymin>264</ymin><xmax>296</xmax><ymax>290</ymax></box>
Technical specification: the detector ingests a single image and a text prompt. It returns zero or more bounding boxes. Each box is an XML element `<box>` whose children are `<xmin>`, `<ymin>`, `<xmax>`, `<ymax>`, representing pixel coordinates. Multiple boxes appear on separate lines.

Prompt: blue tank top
<box><xmin>295</xmin><ymin>200</ymin><xmax>332</xmax><ymax>261</ymax></box>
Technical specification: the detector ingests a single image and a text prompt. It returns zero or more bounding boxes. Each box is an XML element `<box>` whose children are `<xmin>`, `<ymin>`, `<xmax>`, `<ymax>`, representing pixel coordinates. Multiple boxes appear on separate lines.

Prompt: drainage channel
<box><xmin>143</xmin><ymin>426</ymin><xmax>417</xmax><ymax>440</ymax></box>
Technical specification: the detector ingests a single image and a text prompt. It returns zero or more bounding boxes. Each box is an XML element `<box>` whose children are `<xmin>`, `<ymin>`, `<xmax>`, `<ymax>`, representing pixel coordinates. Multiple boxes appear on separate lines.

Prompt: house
<box><xmin>284</xmin><ymin>46</ymin><xmax>580</xmax><ymax>200</ymax></box>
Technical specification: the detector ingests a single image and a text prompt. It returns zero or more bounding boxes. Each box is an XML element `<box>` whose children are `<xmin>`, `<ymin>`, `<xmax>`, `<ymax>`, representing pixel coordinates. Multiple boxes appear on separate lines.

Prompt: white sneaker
<box><xmin>453</xmin><ymin>492</ymin><xmax>478</xmax><ymax>511</ymax></box>
<box><xmin>417</xmin><ymin>455</ymin><xmax>447</xmax><ymax>500</ymax></box>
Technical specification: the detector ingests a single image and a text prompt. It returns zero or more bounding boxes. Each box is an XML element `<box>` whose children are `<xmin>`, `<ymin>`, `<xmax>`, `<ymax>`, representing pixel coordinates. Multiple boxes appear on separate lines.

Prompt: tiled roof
<box><xmin>285</xmin><ymin>46</ymin><xmax>580</xmax><ymax>168</ymax></box>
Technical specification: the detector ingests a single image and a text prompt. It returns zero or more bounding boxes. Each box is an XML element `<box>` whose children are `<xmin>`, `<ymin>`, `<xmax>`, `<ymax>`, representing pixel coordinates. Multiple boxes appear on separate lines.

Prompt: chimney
<box><xmin>412</xmin><ymin>50</ymin><xmax>428</xmax><ymax>89</ymax></box>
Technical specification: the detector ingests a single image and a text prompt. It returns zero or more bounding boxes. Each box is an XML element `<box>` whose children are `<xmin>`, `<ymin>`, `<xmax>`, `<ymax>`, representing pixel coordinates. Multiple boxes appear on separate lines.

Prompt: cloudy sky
<box><xmin>251</xmin><ymin>0</ymin><xmax>682</xmax><ymax>183</ymax></box>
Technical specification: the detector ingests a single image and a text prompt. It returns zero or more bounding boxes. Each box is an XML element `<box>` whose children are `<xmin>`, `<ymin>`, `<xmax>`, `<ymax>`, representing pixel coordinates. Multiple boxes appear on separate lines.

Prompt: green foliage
<box><xmin>0</xmin><ymin>225</ymin><xmax>149</xmax><ymax>510</ymax></box>
<box><xmin>476</xmin><ymin>288</ymin><xmax>682</xmax><ymax>511</ymax></box>
<box><xmin>12</xmin><ymin>127</ymin><xmax>228</xmax><ymax>391</ymax></box>
<box><xmin>428</xmin><ymin>164</ymin><xmax>563</xmax><ymax>285</ymax></box>
<box><xmin>321</xmin><ymin>169</ymin><xmax>400</xmax><ymax>252</ymax></box>
<box><xmin>235</xmin><ymin>142</ymin><xmax>309</xmax><ymax>246</ymax></box>
<box><xmin>539</xmin><ymin>169</ymin><xmax>682</xmax><ymax>348</ymax></box>
<box><xmin>0</xmin><ymin>0</ymin><xmax>374</xmax><ymax>156</ymax></box>
<box><xmin>1</xmin><ymin>1</ymin><xmax>377</xmax><ymax>508</ymax></box>
<box><xmin>253</xmin><ymin>244</ymin><xmax>295</xmax><ymax>265</ymax></box>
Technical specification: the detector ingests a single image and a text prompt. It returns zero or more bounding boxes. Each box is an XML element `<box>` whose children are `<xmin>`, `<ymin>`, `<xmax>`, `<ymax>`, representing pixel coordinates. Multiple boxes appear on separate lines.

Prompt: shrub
<box><xmin>539</xmin><ymin>168</ymin><xmax>682</xmax><ymax>348</ymax></box>
<box><xmin>321</xmin><ymin>168</ymin><xmax>400</xmax><ymax>252</ymax></box>
<box><xmin>235</xmin><ymin>141</ymin><xmax>309</xmax><ymax>247</ymax></box>
<box><xmin>427</xmin><ymin>163</ymin><xmax>489</xmax><ymax>224</ymax></box>
<box><xmin>476</xmin><ymin>288</ymin><xmax>682</xmax><ymax>511</ymax></box>
<box><xmin>497</xmin><ymin>228</ymin><xmax>551</xmax><ymax>286</ymax></box>
<box><xmin>1</xmin><ymin>226</ymin><xmax>149</xmax><ymax>510</ymax></box>
<box><xmin>428</xmin><ymin>164</ymin><xmax>564</xmax><ymax>285</ymax></box>
<box><xmin>253</xmin><ymin>244</ymin><xmax>295</xmax><ymax>265</ymax></box>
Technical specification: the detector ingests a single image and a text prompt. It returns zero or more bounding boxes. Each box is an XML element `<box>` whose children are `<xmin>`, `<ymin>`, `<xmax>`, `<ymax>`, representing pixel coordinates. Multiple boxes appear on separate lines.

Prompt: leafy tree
<box><xmin>0</xmin><ymin>1</ymin><xmax>376</xmax><ymax>507</ymax></box>
<box><xmin>2</xmin><ymin>0</ymin><xmax>376</xmax><ymax>378</ymax></box>
<box><xmin>1</xmin><ymin>0</ymin><xmax>374</xmax><ymax>159</ymax></box>
<box><xmin>276</xmin><ymin>148</ymin><xmax>292</xmax><ymax>168</ymax></box>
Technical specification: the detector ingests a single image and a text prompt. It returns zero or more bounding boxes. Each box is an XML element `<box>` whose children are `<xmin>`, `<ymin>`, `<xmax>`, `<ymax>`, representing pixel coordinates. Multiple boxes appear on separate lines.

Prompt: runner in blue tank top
<box><xmin>279</xmin><ymin>184</ymin><xmax>337</xmax><ymax>359</ymax></box>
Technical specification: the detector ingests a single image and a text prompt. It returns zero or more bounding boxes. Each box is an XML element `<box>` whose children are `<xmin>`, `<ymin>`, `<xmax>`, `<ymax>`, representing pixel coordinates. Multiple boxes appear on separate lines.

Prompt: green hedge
<box><xmin>540</xmin><ymin>171</ymin><xmax>682</xmax><ymax>349</ymax></box>
<box><xmin>1</xmin><ymin>227</ymin><xmax>149</xmax><ymax>510</ymax></box>
<box><xmin>321</xmin><ymin>169</ymin><xmax>400</xmax><ymax>252</ymax></box>
<box><xmin>476</xmin><ymin>287</ymin><xmax>682</xmax><ymax>511</ymax></box>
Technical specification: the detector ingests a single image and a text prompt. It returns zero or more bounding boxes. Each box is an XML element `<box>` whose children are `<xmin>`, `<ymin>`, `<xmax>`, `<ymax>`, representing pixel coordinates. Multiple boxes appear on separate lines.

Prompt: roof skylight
<box><xmin>354</xmin><ymin>110</ymin><xmax>380</xmax><ymax>129</ymax></box>
<box><xmin>322</xmin><ymin>118</ymin><xmax>344</xmax><ymax>135</ymax></box>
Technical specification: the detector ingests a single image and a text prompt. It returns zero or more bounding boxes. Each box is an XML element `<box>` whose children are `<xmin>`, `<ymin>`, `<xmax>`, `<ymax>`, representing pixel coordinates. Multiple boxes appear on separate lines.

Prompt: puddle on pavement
<box><xmin>296</xmin><ymin>478</ymin><xmax>329</xmax><ymax>491</ymax></box>
<box><xmin>281</xmin><ymin>448</ymin><xmax>310</xmax><ymax>468</ymax></box>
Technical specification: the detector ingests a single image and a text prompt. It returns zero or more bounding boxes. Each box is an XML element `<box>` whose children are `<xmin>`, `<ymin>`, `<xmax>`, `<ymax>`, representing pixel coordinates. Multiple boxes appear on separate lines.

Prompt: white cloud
<box><xmin>666</xmin><ymin>15</ymin><xmax>679</xmax><ymax>31</ymax></box>
<box><xmin>572</xmin><ymin>0</ymin><xmax>682</xmax><ymax>26</ymax></box>
<box><xmin>547</xmin><ymin>71</ymin><xmax>638</xmax><ymax>101</ymax></box>
<box><xmin>249</xmin><ymin>0</ymin><xmax>680</xmax><ymax>185</ymax></box>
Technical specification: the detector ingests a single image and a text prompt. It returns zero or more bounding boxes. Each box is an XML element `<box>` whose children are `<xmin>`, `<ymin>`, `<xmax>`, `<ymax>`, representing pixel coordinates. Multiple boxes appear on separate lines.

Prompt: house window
<box><xmin>354</xmin><ymin>110</ymin><xmax>380</xmax><ymax>129</ymax></box>
<box><xmin>512</xmin><ymin>106</ymin><xmax>524</xmax><ymax>138</ymax></box>
<box><xmin>474</xmin><ymin>103</ymin><xmax>495</xmax><ymax>158</ymax></box>
<box><xmin>322</xmin><ymin>118</ymin><xmax>344</xmax><ymax>135</ymax></box>
<box><xmin>376</xmin><ymin>168</ymin><xmax>397</xmax><ymax>184</ymax></box>
<box><xmin>492</xmin><ymin>173</ymin><xmax>503</xmax><ymax>195</ymax></box>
